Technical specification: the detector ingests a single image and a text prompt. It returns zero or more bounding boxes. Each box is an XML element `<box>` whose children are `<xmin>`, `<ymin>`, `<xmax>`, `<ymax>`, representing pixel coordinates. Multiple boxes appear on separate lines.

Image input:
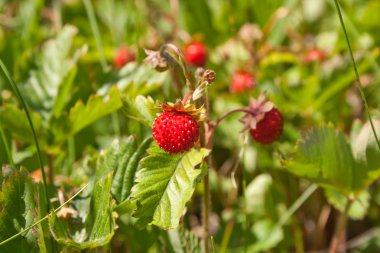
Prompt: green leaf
<box><xmin>0</xmin><ymin>104</ymin><xmax>46</xmax><ymax>145</ymax></box>
<box><xmin>51</xmin><ymin>86</ymin><xmax>122</xmax><ymax>142</ymax></box>
<box><xmin>351</xmin><ymin>119</ymin><xmax>380</xmax><ymax>180</ymax></box>
<box><xmin>51</xmin><ymin>66</ymin><xmax>78</xmax><ymax>118</ymax></box>
<box><xmin>122</xmin><ymin>95</ymin><xmax>157</xmax><ymax>127</ymax></box>
<box><xmin>245</xmin><ymin>174</ymin><xmax>284</xmax><ymax>220</ymax></box>
<box><xmin>110</xmin><ymin>136</ymin><xmax>152</xmax><ymax>203</ymax></box>
<box><xmin>49</xmin><ymin>173</ymin><xmax>116</xmax><ymax>249</ymax></box>
<box><xmin>167</xmin><ymin>227</ymin><xmax>202</xmax><ymax>253</ymax></box>
<box><xmin>131</xmin><ymin>145</ymin><xmax>210</xmax><ymax>229</ymax></box>
<box><xmin>0</xmin><ymin>171</ymin><xmax>39</xmax><ymax>253</ymax></box>
<box><xmin>249</xmin><ymin>219</ymin><xmax>283</xmax><ymax>252</ymax></box>
<box><xmin>99</xmin><ymin>62</ymin><xmax>166</xmax><ymax>97</ymax></box>
<box><xmin>284</xmin><ymin>123</ymin><xmax>380</xmax><ymax>196</ymax></box>
<box><xmin>120</xmin><ymin>137</ymin><xmax>153</xmax><ymax>201</ymax></box>
<box><xmin>20</xmin><ymin>25</ymin><xmax>86</xmax><ymax>118</ymax></box>
<box><xmin>325</xmin><ymin>189</ymin><xmax>369</xmax><ymax>220</ymax></box>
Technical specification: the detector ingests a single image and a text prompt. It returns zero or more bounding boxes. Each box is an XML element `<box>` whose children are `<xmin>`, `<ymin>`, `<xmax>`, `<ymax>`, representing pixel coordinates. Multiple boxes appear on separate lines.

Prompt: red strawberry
<box><xmin>250</xmin><ymin>108</ymin><xmax>284</xmax><ymax>144</ymax></box>
<box><xmin>114</xmin><ymin>47</ymin><xmax>135</xmax><ymax>69</ymax></box>
<box><xmin>304</xmin><ymin>48</ymin><xmax>325</xmax><ymax>63</ymax></box>
<box><xmin>230</xmin><ymin>71</ymin><xmax>255</xmax><ymax>93</ymax></box>
<box><xmin>185</xmin><ymin>42</ymin><xmax>207</xmax><ymax>67</ymax></box>
<box><xmin>152</xmin><ymin>101</ymin><xmax>204</xmax><ymax>154</ymax></box>
<box><xmin>240</xmin><ymin>95</ymin><xmax>284</xmax><ymax>144</ymax></box>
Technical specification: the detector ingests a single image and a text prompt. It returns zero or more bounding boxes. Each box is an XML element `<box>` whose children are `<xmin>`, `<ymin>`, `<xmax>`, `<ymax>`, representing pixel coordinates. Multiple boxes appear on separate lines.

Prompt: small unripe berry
<box><xmin>185</xmin><ymin>42</ymin><xmax>207</xmax><ymax>67</ymax></box>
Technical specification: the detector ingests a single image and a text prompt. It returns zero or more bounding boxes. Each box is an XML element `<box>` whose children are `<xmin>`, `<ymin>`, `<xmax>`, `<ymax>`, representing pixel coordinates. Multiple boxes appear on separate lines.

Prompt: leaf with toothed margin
<box><xmin>0</xmin><ymin>170</ymin><xmax>40</xmax><ymax>253</ymax></box>
<box><xmin>284</xmin><ymin>123</ymin><xmax>380</xmax><ymax>196</ymax></box>
<box><xmin>50</xmin><ymin>86</ymin><xmax>122</xmax><ymax>143</ymax></box>
<box><xmin>131</xmin><ymin>145</ymin><xmax>210</xmax><ymax>229</ymax></box>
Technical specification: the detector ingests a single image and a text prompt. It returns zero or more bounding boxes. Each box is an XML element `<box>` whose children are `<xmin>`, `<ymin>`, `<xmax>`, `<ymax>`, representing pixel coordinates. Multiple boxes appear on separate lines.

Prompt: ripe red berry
<box><xmin>230</xmin><ymin>71</ymin><xmax>255</xmax><ymax>93</ymax></box>
<box><xmin>114</xmin><ymin>47</ymin><xmax>135</xmax><ymax>69</ymax></box>
<box><xmin>250</xmin><ymin>108</ymin><xmax>284</xmax><ymax>144</ymax></box>
<box><xmin>304</xmin><ymin>48</ymin><xmax>325</xmax><ymax>63</ymax></box>
<box><xmin>153</xmin><ymin>111</ymin><xmax>200</xmax><ymax>154</ymax></box>
<box><xmin>184</xmin><ymin>42</ymin><xmax>207</xmax><ymax>67</ymax></box>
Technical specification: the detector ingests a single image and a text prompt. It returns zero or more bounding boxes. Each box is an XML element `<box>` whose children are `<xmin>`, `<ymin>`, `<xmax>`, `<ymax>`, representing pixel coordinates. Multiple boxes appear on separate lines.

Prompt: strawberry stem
<box><xmin>160</xmin><ymin>43</ymin><xmax>196</xmax><ymax>90</ymax></box>
<box><xmin>211</xmin><ymin>108</ymin><xmax>257</xmax><ymax>129</ymax></box>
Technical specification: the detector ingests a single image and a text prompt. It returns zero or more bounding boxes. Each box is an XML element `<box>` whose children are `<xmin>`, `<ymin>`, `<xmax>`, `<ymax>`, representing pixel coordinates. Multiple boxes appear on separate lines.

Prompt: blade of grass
<box><xmin>83</xmin><ymin>0</ymin><xmax>109</xmax><ymax>72</ymax></box>
<box><xmin>0</xmin><ymin>125</ymin><xmax>14</xmax><ymax>168</ymax></box>
<box><xmin>0</xmin><ymin>59</ymin><xmax>50</xmax><ymax>211</ymax></box>
<box><xmin>327</xmin><ymin>1</ymin><xmax>380</xmax><ymax>77</ymax></box>
<box><xmin>333</xmin><ymin>0</ymin><xmax>380</xmax><ymax>152</ymax></box>
<box><xmin>211</xmin><ymin>236</ymin><xmax>216</xmax><ymax>253</ymax></box>
<box><xmin>278</xmin><ymin>184</ymin><xmax>318</xmax><ymax>227</ymax></box>
<box><xmin>0</xmin><ymin>182</ymin><xmax>89</xmax><ymax>247</ymax></box>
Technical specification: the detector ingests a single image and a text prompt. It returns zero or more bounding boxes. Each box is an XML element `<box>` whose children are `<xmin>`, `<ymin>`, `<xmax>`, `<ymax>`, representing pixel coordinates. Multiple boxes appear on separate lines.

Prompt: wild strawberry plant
<box><xmin>0</xmin><ymin>1</ymin><xmax>380</xmax><ymax>253</ymax></box>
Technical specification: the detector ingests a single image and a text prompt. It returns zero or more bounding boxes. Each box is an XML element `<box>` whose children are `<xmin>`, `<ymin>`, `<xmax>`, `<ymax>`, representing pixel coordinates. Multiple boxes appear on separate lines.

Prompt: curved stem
<box><xmin>333</xmin><ymin>0</ymin><xmax>380</xmax><ymax>152</ymax></box>
<box><xmin>210</xmin><ymin>108</ymin><xmax>254</xmax><ymax>129</ymax></box>
<box><xmin>0</xmin><ymin>59</ymin><xmax>50</xmax><ymax>211</ymax></box>
<box><xmin>160</xmin><ymin>43</ymin><xmax>196</xmax><ymax>90</ymax></box>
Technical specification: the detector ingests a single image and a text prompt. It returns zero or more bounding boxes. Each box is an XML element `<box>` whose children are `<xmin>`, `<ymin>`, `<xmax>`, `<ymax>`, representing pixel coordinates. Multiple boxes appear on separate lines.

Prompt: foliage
<box><xmin>131</xmin><ymin>145</ymin><xmax>210</xmax><ymax>229</ymax></box>
<box><xmin>1</xmin><ymin>0</ymin><xmax>380</xmax><ymax>252</ymax></box>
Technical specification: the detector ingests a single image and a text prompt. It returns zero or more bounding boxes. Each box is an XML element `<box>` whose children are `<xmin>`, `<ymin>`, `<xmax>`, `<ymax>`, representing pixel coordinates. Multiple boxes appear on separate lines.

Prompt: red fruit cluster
<box><xmin>230</xmin><ymin>71</ymin><xmax>255</xmax><ymax>93</ymax></box>
<box><xmin>153</xmin><ymin>111</ymin><xmax>200</xmax><ymax>154</ymax></box>
<box><xmin>184</xmin><ymin>42</ymin><xmax>207</xmax><ymax>67</ymax></box>
<box><xmin>304</xmin><ymin>48</ymin><xmax>325</xmax><ymax>63</ymax></box>
<box><xmin>250</xmin><ymin>108</ymin><xmax>284</xmax><ymax>144</ymax></box>
<box><xmin>114</xmin><ymin>47</ymin><xmax>135</xmax><ymax>69</ymax></box>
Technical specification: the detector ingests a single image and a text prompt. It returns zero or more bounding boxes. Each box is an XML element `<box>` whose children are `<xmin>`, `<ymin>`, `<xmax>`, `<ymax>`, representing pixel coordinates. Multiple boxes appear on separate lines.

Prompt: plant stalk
<box><xmin>47</xmin><ymin>153</ymin><xmax>54</xmax><ymax>184</ymax></box>
<box><xmin>329</xmin><ymin>200</ymin><xmax>352</xmax><ymax>253</ymax></box>
<box><xmin>333</xmin><ymin>0</ymin><xmax>380</xmax><ymax>152</ymax></box>
<box><xmin>0</xmin><ymin>59</ymin><xmax>50</xmax><ymax>211</ymax></box>
<box><xmin>0</xmin><ymin>125</ymin><xmax>14</xmax><ymax>168</ymax></box>
<box><xmin>203</xmin><ymin>89</ymin><xmax>213</xmax><ymax>253</ymax></box>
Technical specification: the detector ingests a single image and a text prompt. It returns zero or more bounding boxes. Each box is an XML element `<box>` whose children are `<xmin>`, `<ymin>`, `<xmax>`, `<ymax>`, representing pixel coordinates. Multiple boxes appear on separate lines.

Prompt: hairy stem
<box><xmin>211</xmin><ymin>108</ymin><xmax>254</xmax><ymax>129</ymax></box>
<box><xmin>203</xmin><ymin>89</ymin><xmax>212</xmax><ymax>253</ymax></box>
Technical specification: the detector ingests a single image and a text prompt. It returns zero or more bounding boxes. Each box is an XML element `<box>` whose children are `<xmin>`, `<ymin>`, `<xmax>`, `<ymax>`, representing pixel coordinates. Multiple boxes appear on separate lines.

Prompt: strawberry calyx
<box><xmin>160</xmin><ymin>99</ymin><xmax>206</xmax><ymax>122</ymax></box>
<box><xmin>240</xmin><ymin>94</ymin><xmax>274</xmax><ymax>131</ymax></box>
